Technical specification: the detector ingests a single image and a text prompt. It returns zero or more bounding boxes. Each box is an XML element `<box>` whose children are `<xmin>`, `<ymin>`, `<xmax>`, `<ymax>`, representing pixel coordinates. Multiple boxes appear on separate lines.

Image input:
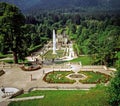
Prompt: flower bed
<box><xmin>43</xmin><ymin>71</ymin><xmax>75</xmax><ymax>84</ymax></box>
<box><xmin>79</xmin><ymin>71</ymin><xmax>111</xmax><ymax>84</ymax></box>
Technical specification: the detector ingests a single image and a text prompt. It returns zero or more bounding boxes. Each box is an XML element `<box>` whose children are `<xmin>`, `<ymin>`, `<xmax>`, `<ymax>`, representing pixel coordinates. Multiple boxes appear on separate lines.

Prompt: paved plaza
<box><xmin>0</xmin><ymin>64</ymin><xmax>113</xmax><ymax>91</ymax></box>
<box><xmin>0</xmin><ymin>61</ymin><xmax>115</xmax><ymax>106</ymax></box>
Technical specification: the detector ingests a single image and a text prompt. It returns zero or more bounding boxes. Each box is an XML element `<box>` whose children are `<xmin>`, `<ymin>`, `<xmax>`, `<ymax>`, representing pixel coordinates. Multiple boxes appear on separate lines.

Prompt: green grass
<box><xmin>43</xmin><ymin>71</ymin><xmax>75</xmax><ymax>83</ymax></box>
<box><xmin>0</xmin><ymin>53</ymin><xmax>13</xmax><ymax>59</ymax></box>
<box><xmin>69</xmin><ymin>56</ymin><xmax>92</xmax><ymax>65</ymax></box>
<box><xmin>79</xmin><ymin>71</ymin><xmax>111</xmax><ymax>84</ymax></box>
<box><xmin>0</xmin><ymin>59</ymin><xmax>14</xmax><ymax>64</ymax></box>
<box><xmin>0</xmin><ymin>54</ymin><xmax>7</xmax><ymax>59</ymax></box>
<box><xmin>29</xmin><ymin>44</ymin><xmax>43</xmax><ymax>53</ymax></box>
<box><xmin>0</xmin><ymin>53</ymin><xmax>13</xmax><ymax>63</ymax></box>
<box><xmin>43</xmin><ymin>50</ymin><xmax>64</xmax><ymax>59</ymax></box>
<box><xmin>9</xmin><ymin>86</ymin><xmax>110</xmax><ymax>106</ymax></box>
<box><xmin>55</xmin><ymin>56</ymin><xmax>92</xmax><ymax>65</ymax></box>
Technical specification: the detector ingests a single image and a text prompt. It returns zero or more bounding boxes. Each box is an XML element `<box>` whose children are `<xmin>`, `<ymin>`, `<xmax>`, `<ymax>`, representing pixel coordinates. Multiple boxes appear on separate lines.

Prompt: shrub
<box><xmin>0</xmin><ymin>70</ymin><xmax>5</xmax><ymax>76</ymax></box>
<box><xmin>108</xmin><ymin>68</ymin><xmax>120</xmax><ymax>106</ymax></box>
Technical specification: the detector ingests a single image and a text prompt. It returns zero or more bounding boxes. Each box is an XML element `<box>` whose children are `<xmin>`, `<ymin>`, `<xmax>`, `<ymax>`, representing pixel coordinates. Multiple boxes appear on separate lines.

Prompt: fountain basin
<box><xmin>20</xmin><ymin>65</ymin><xmax>41</xmax><ymax>71</ymax></box>
<box><xmin>69</xmin><ymin>74</ymin><xmax>84</xmax><ymax>78</ymax></box>
<box><xmin>66</xmin><ymin>73</ymin><xmax>87</xmax><ymax>80</ymax></box>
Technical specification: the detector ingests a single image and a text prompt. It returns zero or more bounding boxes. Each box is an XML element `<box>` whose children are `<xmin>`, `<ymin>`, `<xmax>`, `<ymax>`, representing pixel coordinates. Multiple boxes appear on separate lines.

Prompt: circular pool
<box><xmin>69</xmin><ymin>74</ymin><xmax>84</xmax><ymax>78</ymax></box>
<box><xmin>67</xmin><ymin>73</ymin><xmax>87</xmax><ymax>80</ymax></box>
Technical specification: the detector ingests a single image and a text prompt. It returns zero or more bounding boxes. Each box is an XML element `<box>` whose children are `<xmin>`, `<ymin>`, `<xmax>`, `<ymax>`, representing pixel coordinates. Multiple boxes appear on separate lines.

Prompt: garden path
<box><xmin>0</xmin><ymin>63</ymin><xmax>114</xmax><ymax>104</ymax></box>
<box><xmin>7</xmin><ymin>95</ymin><xmax>44</xmax><ymax>102</ymax></box>
<box><xmin>0</xmin><ymin>64</ymin><xmax>113</xmax><ymax>91</ymax></box>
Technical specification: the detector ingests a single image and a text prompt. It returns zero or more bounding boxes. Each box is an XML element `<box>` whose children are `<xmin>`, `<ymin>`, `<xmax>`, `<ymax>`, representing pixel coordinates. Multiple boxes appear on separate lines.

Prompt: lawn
<box><xmin>43</xmin><ymin>71</ymin><xmax>75</xmax><ymax>83</ymax></box>
<box><xmin>8</xmin><ymin>86</ymin><xmax>110</xmax><ymax>106</ymax></box>
<box><xmin>79</xmin><ymin>71</ymin><xmax>111</xmax><ymax>84</ymax></box>
<box><xmin>0</xmin><ymin>53</ymin><xmax>13</xmax><ymax>63</ymax></box>
<box><xmin>69</xmin><ymin>56</ymin><xmax>92</xmax><ymax>65</ymax></box>
<box><xmin>0</xmin><ymin>59</ymin><xmax>14</xmax><ymax>64</ymax></box>
<box><xmin>0</xmin><ymin>53</ymin><xmax>13</xmax><ymax>59</ymax></box>
<box><xmin>43</xmin><ymin>50</ymin><xmax>64</xmax><ymax>60</ymax></box>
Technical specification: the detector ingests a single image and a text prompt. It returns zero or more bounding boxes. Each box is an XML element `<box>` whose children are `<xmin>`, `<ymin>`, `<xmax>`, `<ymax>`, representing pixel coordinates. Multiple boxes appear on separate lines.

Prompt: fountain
<box><xmin>69</xmin><ymin>44</ymin><xmax>74</xmax><ymax>58</ymax></box>
<box><xmin>53</xmin><ymin>30</ymin><xmax>57</xmax><ymax>54</ymax></box>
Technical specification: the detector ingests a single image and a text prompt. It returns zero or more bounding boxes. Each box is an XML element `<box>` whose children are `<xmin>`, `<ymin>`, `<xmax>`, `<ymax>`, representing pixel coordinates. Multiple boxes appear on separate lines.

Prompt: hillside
<box><xmin>0</xmin><ymin>0</ymin><xmax>120</xmax><ymax>13</ymax></box>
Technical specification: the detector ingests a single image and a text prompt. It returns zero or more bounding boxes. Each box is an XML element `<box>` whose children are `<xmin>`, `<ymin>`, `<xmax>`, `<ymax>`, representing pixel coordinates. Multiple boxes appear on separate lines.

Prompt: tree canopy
<box><xmin>0</xmin><ymin>2</ymin><xmax>26</xmax><ymax>63</ymax></box>
<box><xmin>108</xmin><ymin>53</ymin><xmax>120</xmax><ymax>106</ymax></box>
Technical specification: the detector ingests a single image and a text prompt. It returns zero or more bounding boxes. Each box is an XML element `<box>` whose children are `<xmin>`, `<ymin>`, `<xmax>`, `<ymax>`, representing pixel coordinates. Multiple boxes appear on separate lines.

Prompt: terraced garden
<box><xmin>43</xmin><ymin>71</ymin><xmax>111</xmax><ymax>84</ymax></box>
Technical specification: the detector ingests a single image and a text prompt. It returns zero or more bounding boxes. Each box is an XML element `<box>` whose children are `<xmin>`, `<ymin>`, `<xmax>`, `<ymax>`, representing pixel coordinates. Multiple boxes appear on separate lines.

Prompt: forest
<box><xmin>26</xmin><ymin>10</ymin><xmax>120</xmax><ymax>67</ymax></box>
<box><xmin>0</xmin><ymin>2</ymin><xmax>120</xmax><ymax>67</ymax></box>
<box><xmin>1</xmin><ymin>0</ymin><xmax>120</xmax><ymax>14</ymax></box>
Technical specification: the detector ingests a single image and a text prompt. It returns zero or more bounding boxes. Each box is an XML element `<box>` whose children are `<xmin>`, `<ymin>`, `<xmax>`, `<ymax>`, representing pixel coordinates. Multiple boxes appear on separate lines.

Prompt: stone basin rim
<box><xmin>66</xmin><ymin>73</ymin><xmax>87</xmax><ymax>79</ymax></box>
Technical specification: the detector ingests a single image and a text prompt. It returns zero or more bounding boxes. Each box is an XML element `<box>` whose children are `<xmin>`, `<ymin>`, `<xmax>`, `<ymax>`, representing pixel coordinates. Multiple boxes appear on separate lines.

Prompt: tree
<box><xmin>107</xmin><ymin>52</ymin><xmax>120</xmax><ymax>106</ymax></box>
<box><xmin>70</xmin><ymin>24</ymin><xmax>76</xmax><ymax>34</ymax></box>
<box><xmin>0</xmin><ymin>2</ymin><xmax>26</xmax><ymax>63</ymax></box>
<box><xmin>77</xmin><ymin>25</ymin><xmax>82</xmax><ymax>36</ymax></box>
